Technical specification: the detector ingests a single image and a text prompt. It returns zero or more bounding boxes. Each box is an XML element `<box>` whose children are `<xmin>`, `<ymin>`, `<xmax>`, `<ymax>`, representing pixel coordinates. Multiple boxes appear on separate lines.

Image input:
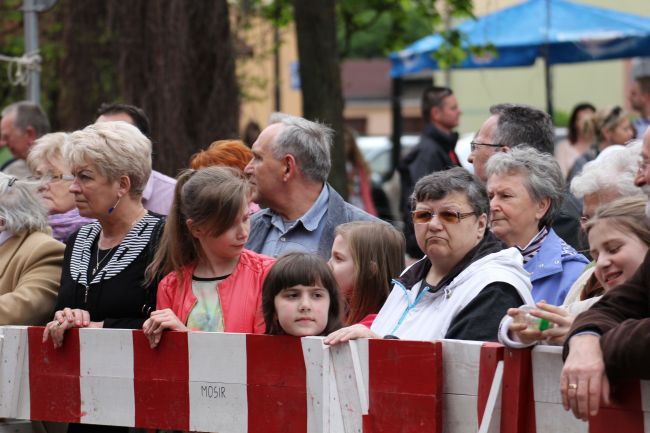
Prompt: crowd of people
<box><xmin>0</xmin><ymin>75</ymin><xmax>649</xmax><ymax>431</ymax></box>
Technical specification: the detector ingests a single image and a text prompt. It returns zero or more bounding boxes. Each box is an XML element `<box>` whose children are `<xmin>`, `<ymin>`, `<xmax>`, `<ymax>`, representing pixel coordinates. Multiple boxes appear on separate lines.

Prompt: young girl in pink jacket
<box><xmin>142</xmin><ymin>166</ymin><xmax>274</xmax><ymax>348</ymax></box>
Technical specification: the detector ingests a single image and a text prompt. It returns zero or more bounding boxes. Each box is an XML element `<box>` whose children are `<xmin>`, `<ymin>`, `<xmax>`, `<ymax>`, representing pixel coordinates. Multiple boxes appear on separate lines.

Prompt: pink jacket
<box><xmin>156</xmin><ymin>249</ymin><xmax>275</xmax><ymax>334</ymax></box>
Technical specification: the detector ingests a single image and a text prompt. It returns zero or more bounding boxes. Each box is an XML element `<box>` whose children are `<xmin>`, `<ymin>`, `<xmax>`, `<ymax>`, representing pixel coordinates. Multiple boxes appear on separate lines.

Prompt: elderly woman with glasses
<box><xmin>325</xmin><ymin>167</ymin><xmax>533</xmax><ymax>344</ymax></box>
<box><xmin>26</xmin><ymin>132</ymin><xmax>94</xmax><ymax>242</ymax></box>
<box><xmin>0</xmin><ymin>173</ymin><xmax>65</xmax><ymax>325</ymax></box>
<box><xmin>487</xmin><ymin>147</ymin><xmax>589</xmax><ymax>306</ymax></box>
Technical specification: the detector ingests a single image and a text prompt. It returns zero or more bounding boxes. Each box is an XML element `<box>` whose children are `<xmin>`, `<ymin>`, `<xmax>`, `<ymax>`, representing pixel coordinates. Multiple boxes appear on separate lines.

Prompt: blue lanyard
<box><xmin>389</xmin><ymin>279</ymin><xmax>431</xmax><ymax>335</ymax></box>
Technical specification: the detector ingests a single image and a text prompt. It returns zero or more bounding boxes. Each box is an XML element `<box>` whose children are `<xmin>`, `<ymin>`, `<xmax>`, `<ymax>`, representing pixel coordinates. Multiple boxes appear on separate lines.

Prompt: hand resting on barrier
<box><xmin>142</xmin><ymin>308</ymin><xmax>188</xmax><ymax>349</ymax></box>
<box><xmin>323</xmin><ymin>323</ymin><xmax>379</xmax><ymax>345</ymax></box>
<box><xmin>42</xmin><ymin>307</ymin><xmax>104</xmax><ymax>348</ymax></box>
<box><xmin>560</xmin><ymin>334</ymin><xmax>610</xmax><ymax>421</ymax></box>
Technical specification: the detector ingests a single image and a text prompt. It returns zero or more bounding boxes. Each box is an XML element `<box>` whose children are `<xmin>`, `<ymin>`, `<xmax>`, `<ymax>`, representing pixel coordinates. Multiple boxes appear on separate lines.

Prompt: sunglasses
<box><xmin>412</xmin><ymin>209</ymin><xmax>475</xmax><ymax>224</ymax></box>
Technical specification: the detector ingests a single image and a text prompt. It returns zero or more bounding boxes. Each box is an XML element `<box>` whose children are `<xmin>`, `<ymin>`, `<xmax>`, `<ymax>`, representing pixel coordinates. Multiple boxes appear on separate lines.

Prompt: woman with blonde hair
<box><xmin>26</xmin><ymin>132</ymin><xmax>93</xmax><ymax>242</ymax></box>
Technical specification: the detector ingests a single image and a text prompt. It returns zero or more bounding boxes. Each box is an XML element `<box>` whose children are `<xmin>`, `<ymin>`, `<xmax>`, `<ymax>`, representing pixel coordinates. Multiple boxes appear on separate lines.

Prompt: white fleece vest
<box><xmin>371</xmin><ymin>247</ymin><xmax>534</xmax><ymax>341</ymax></box>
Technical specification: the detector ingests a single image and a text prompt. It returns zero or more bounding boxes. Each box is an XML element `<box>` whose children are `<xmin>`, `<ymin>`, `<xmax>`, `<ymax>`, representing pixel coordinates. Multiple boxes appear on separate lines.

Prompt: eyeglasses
<box><xmin>412</xmin><ymin>209</ymin><xmax>476</xmax><ymax>224</ymax></box>
<box><xmin>27</xmin><ymin>173</ymin><xmax>75</xmax><ymax>183</ymax></box>
<box><xmin>470</xmin><ymin>141</ymin><xmax>503</xmax><ymax>152</ymax></box>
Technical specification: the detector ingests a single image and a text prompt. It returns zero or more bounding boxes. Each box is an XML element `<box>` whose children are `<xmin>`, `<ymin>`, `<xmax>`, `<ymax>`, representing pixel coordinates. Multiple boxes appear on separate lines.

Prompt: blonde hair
<box><xmin>26</xmin><ymin>132</ymin><xmax>69</xmax><ymax>172</ymax></box>
<box><xmin>65</xmin><ymin>121</ymin><xmax>152</xmax><ymax>197</ymax></box>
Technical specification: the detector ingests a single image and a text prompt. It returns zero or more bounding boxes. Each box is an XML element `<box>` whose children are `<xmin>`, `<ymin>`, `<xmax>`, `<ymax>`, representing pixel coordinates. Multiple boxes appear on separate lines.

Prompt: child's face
<box><xmin>328</xmin><ymin>235</ymin><xmax>355</xmax><ymax>299</ymax></box>
<box><xmin>189</xmin><ymin>204</ymin><xmax>250</xmax><ymax>262</ymax></box>
<box><xmin>274</xmin><ymin>284</ymin><xmax>330</xmax><ymax>336</ymax></box>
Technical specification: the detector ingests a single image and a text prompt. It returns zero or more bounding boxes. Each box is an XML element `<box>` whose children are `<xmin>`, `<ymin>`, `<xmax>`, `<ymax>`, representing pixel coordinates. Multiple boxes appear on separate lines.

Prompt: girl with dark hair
<box><xmin>142</xmin><ymin>166</ymin><xmax>274</xmax><ymax>348</ymax></box>
<box><xmin>262</xmin><ymin>252</ymin><xmax>342</xmax><ymax>336</ymax></box>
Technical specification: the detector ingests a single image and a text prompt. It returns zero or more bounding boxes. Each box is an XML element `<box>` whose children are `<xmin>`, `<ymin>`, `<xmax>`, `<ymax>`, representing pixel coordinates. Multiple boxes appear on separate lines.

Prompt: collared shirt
<box><xmin>0</xmin><ymin>230</ymin><xmax>13</xmax><ymax>247</ymax></box>
<box><xmin>141</xmin><ymin>170</ymin><xmax>176</xmax><ymax>216</ymax></box>
<box><xmin>259</xmin><ymin>186</ymin><xmax>329</xmax><ymax>258</ymax></box>
<box><xmin>634</xmin><ymin>117</ymin><xmax>650</xmax><ymax>139</ymax></box>
<box><xmin>516</xmin><ymin>226</ymin><xmax>549</xmax><ymax>265</ymax></box>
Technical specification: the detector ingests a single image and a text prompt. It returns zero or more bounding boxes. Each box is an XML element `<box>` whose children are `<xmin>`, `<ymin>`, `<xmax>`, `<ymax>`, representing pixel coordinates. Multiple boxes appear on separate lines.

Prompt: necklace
<box><xmin>91</xmin><ymin>209</ymin><xmax>147</xmax><ymax>278</ymax></box>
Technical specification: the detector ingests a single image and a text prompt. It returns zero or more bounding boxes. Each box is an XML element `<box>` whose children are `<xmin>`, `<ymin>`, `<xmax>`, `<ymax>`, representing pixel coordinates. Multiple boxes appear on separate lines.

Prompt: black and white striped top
<box><xmin>69</xmin><ymin>213</ymin><xmax>162</xmax><ymax>287</ymax></box>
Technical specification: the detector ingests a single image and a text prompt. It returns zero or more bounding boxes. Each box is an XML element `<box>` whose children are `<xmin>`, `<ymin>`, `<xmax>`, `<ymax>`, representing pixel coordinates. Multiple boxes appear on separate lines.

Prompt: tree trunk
<box><xmin>107</xmin><ymin>0</ymin><xmax>239</xmax><ymax>177</ymax></box>
<box><xmin>292</xmin><ymin>0</ymin><xmax>347</xmax><ymax>197</ymax></box>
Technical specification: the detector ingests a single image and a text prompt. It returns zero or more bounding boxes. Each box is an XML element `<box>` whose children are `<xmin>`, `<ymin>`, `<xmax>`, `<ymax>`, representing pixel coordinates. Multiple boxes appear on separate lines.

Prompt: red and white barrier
<box><xmin>1</xmin><ymin>326</ymin><xmax>646</xmax><ymax>433</ymax></box>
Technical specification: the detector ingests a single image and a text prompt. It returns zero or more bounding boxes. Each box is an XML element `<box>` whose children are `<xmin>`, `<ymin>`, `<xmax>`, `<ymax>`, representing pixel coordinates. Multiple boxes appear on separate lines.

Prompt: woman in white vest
<box><xmin>326</xmin><ymin>167</ymin><xmax>533</xmax><ymax>344</ymax></box>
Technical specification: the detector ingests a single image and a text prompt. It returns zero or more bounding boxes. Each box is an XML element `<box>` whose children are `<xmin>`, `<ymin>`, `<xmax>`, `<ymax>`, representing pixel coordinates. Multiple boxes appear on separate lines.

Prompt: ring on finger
<box><xmin>568</xmin><ymin>383</ymin><xmax>578</xmax><ymax>390</ymax></box>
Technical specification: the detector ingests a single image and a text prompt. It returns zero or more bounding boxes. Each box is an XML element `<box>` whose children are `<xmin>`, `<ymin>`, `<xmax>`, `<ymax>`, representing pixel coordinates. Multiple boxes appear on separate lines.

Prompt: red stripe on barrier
<box><xmin>133</xmin><ymin>330</ymin><xmax>189</xmax><ymax>431</ymax></box>
<box><xmin>501</xmin><ymin>347</ymin><xmax>536</xmax><ymax>433</ymax></box>
<box><xmin>589</xmin><ymin>380</ymin><xmax>645</xmax><ymax>433</ymax></box>
<box><xmin>366</xmin><ymin>339</ymin><xmax>443</xmax><ymax>433</ymax></box>
<box><xmin>246</xmin><ymin>334</ymin><xmax>307</xmax><ymax>433</ymax></box>
<box><xmin>477</xmin><ymin>342</ymin><xmax>504</xmax><ymax>424</ymax></box>
<box><xmin>28</xmin><ymin>327</ymin><xmax>81</xmax><ymax>423</ymax></box>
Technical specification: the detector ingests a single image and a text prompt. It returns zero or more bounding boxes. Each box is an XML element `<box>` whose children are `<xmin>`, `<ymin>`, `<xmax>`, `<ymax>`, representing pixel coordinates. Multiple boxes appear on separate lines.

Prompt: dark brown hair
<box><xmin>262</xmin><ymin>252</ymin><xmax>342</xmax><ymax>336</ymax></box>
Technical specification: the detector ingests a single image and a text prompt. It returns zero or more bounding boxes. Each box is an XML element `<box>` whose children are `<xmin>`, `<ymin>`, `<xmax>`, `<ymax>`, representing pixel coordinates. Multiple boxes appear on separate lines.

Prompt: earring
<box><xmin>108</xmin><ymin>196</ymin><xmax>122</xmax><ymax>214</ymax></box>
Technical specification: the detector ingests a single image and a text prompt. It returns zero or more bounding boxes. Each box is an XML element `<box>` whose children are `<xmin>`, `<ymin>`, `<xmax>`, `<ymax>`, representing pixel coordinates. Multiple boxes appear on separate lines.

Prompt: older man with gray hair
<box><xmin>244</xmin><ymin>113</ymin><xmax>380</xmax><ymax>258</ymax></box>
<box><xmin>0</xmin><ymin>101</ymin><xmax>50</xmax><ymax>178</ymax></box>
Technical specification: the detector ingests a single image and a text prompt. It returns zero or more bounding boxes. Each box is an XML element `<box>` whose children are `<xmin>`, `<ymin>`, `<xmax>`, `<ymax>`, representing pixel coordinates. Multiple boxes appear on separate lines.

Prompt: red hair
<box><xmin>190</xmin><ymin>140</ymin><xmax>253</xmax><ymax>171</ymax></box>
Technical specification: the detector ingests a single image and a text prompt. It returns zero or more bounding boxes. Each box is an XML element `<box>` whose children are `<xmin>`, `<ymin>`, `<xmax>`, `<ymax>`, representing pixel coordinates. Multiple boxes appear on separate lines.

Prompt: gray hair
<box><xmin>411</xmin><ymin>167</ymin><xmax>489</xmax><ymax>216</ymax></box>
<box><xmin>268</xmin><ymin>112</ymin><xmax>332</xmax><ymax>182</ymax></box>
<box><xmin>486</xmin><ymin>146</ymin><xmax>564</xmax><ymax>227</ymax></box>
<box><xmin>65</xmin><ymin>121</ymin><xmax>152</xmax><ymax>197</ymax></box>
<box><xmin>26</xmin><ymin>132</ymin><xmax>69</xmax><ymax>172</ymax></box>
<box><xmin>1</xmin><ymin>101</ymin><xmax>50</xmax><ymax>138</ymax></box>
<box><xmin>489</xmin><ymin>104</ymin><xmax>554</xmax><ymax>154</ymax></box>
<box><xmin>571</xmin><ymin>140</ymin><xmax>643</xmax><ymax>199</ymax></box>
<box><xmin>0</xmin><ymin>173</ymin><xmax>49</xmax><ymax>234</ymax></box>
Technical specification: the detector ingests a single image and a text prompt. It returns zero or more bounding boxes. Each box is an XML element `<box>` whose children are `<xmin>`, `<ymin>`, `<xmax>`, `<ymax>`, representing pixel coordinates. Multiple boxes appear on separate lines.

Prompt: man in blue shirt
<box><xmin>244</xmin><ymin>113</ymin><xmax>380</xmax><ymax>259</ymax></box>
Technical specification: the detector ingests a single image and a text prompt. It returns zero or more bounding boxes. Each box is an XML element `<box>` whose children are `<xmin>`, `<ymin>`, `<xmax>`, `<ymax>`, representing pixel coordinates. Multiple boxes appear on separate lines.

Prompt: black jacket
<box><xmin>399</xmin><ymin>124</ymin><xmax>460</xmax><ymax>257</ymax></box>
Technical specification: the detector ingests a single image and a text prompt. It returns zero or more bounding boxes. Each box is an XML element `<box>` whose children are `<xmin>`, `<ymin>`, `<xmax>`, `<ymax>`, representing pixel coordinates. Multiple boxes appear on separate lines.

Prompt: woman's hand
<box><xmin>323</xmin><ymin>324</ymin><xmax>379</xmax><ymax>345</ymax></box>
<box><xmin>507</xmin><ymin>307</ymin><xmax>545</xmax><ymax>344</ymax></box>
<box><xmin>532</xmin><ymin>301</ymin><xmax>575</xmax><ymax>345</ymax></box>
<box><xmin>42</xmin><ymin>308</ymin><xmax>92</xmax><ymax>348</ymax></box>
<box><xmin>142</xmin><ymin>309</ymin><xmax>188</xmax><ymax>349</ymax></box>
<box><xmin>561</xmin><ymin>334</ymin><xmax>610</xmax><ymax>421</ymax></box>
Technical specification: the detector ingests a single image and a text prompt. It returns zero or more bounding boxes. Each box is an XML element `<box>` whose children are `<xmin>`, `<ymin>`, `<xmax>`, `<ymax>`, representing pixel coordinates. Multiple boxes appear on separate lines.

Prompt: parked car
<box><xmin>357</xmin><ymin>133</ymin><xmax>474</xmax><ymax>227</ymax></box>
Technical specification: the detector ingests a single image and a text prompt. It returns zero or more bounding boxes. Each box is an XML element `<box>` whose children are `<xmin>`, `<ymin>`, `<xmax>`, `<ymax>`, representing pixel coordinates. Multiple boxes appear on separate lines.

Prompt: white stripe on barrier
<box><xmin>79</xmin><ymin>328</ymin><xmax>134</xmax><ymax>427</ymax></box>
<box><xmin>442</xmin><ymin>339</ymin><xmax>485</xmax><ymax>433</ymax></box>
<box><xmin>188</xmin><ymin>332</ymin><xmax>248</xmax><ymax>433</ymax></box>
<box><xmin>532</xmin><ymin>345</ymin><xmax>589</xmax><ymax>433</ymax></box>
<box><xmin>0</xmin><ymin>327</ymin><xmax>30</xmax><ymax>420</ymax></box>
<box><xmin>478</xmin><ymin>360</ymin><xmax>503</xmax><ymax>433</ymax></box>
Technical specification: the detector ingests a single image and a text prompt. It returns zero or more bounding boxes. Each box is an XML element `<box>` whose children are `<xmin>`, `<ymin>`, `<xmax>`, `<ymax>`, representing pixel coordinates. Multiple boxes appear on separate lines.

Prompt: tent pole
<box><xmin>390</xmin><ymin>77</ymin><xmax>403</xmax><ymax>180</ymax></box>
<box><xmin>544</xmin><ymin>59</ymin><xmax>553</xmax><ymax>118</ymax></box>
<box><xmin>543</xmin><ymin>0</ymin><xmax>553</xmax><ymax>118</ymax></box>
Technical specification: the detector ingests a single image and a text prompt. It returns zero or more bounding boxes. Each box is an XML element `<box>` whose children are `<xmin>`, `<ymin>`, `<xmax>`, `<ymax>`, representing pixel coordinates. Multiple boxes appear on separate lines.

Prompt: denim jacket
<box><xmin>526</xmin><ymin>228</ymin><xmax>589</xmax><ymax>305</ymax></box>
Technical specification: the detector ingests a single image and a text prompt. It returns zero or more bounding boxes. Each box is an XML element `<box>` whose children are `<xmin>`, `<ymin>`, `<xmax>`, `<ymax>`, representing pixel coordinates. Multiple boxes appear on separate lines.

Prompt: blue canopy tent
<box><xmin>390</xmin><ymin>0</ymin><xmax>650</xmax><ymax>77</ymax></box>
<box><xmin>387</xmin><ymin>0</ymin><xmax>650</xmax><ymax>155</ymax></box>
